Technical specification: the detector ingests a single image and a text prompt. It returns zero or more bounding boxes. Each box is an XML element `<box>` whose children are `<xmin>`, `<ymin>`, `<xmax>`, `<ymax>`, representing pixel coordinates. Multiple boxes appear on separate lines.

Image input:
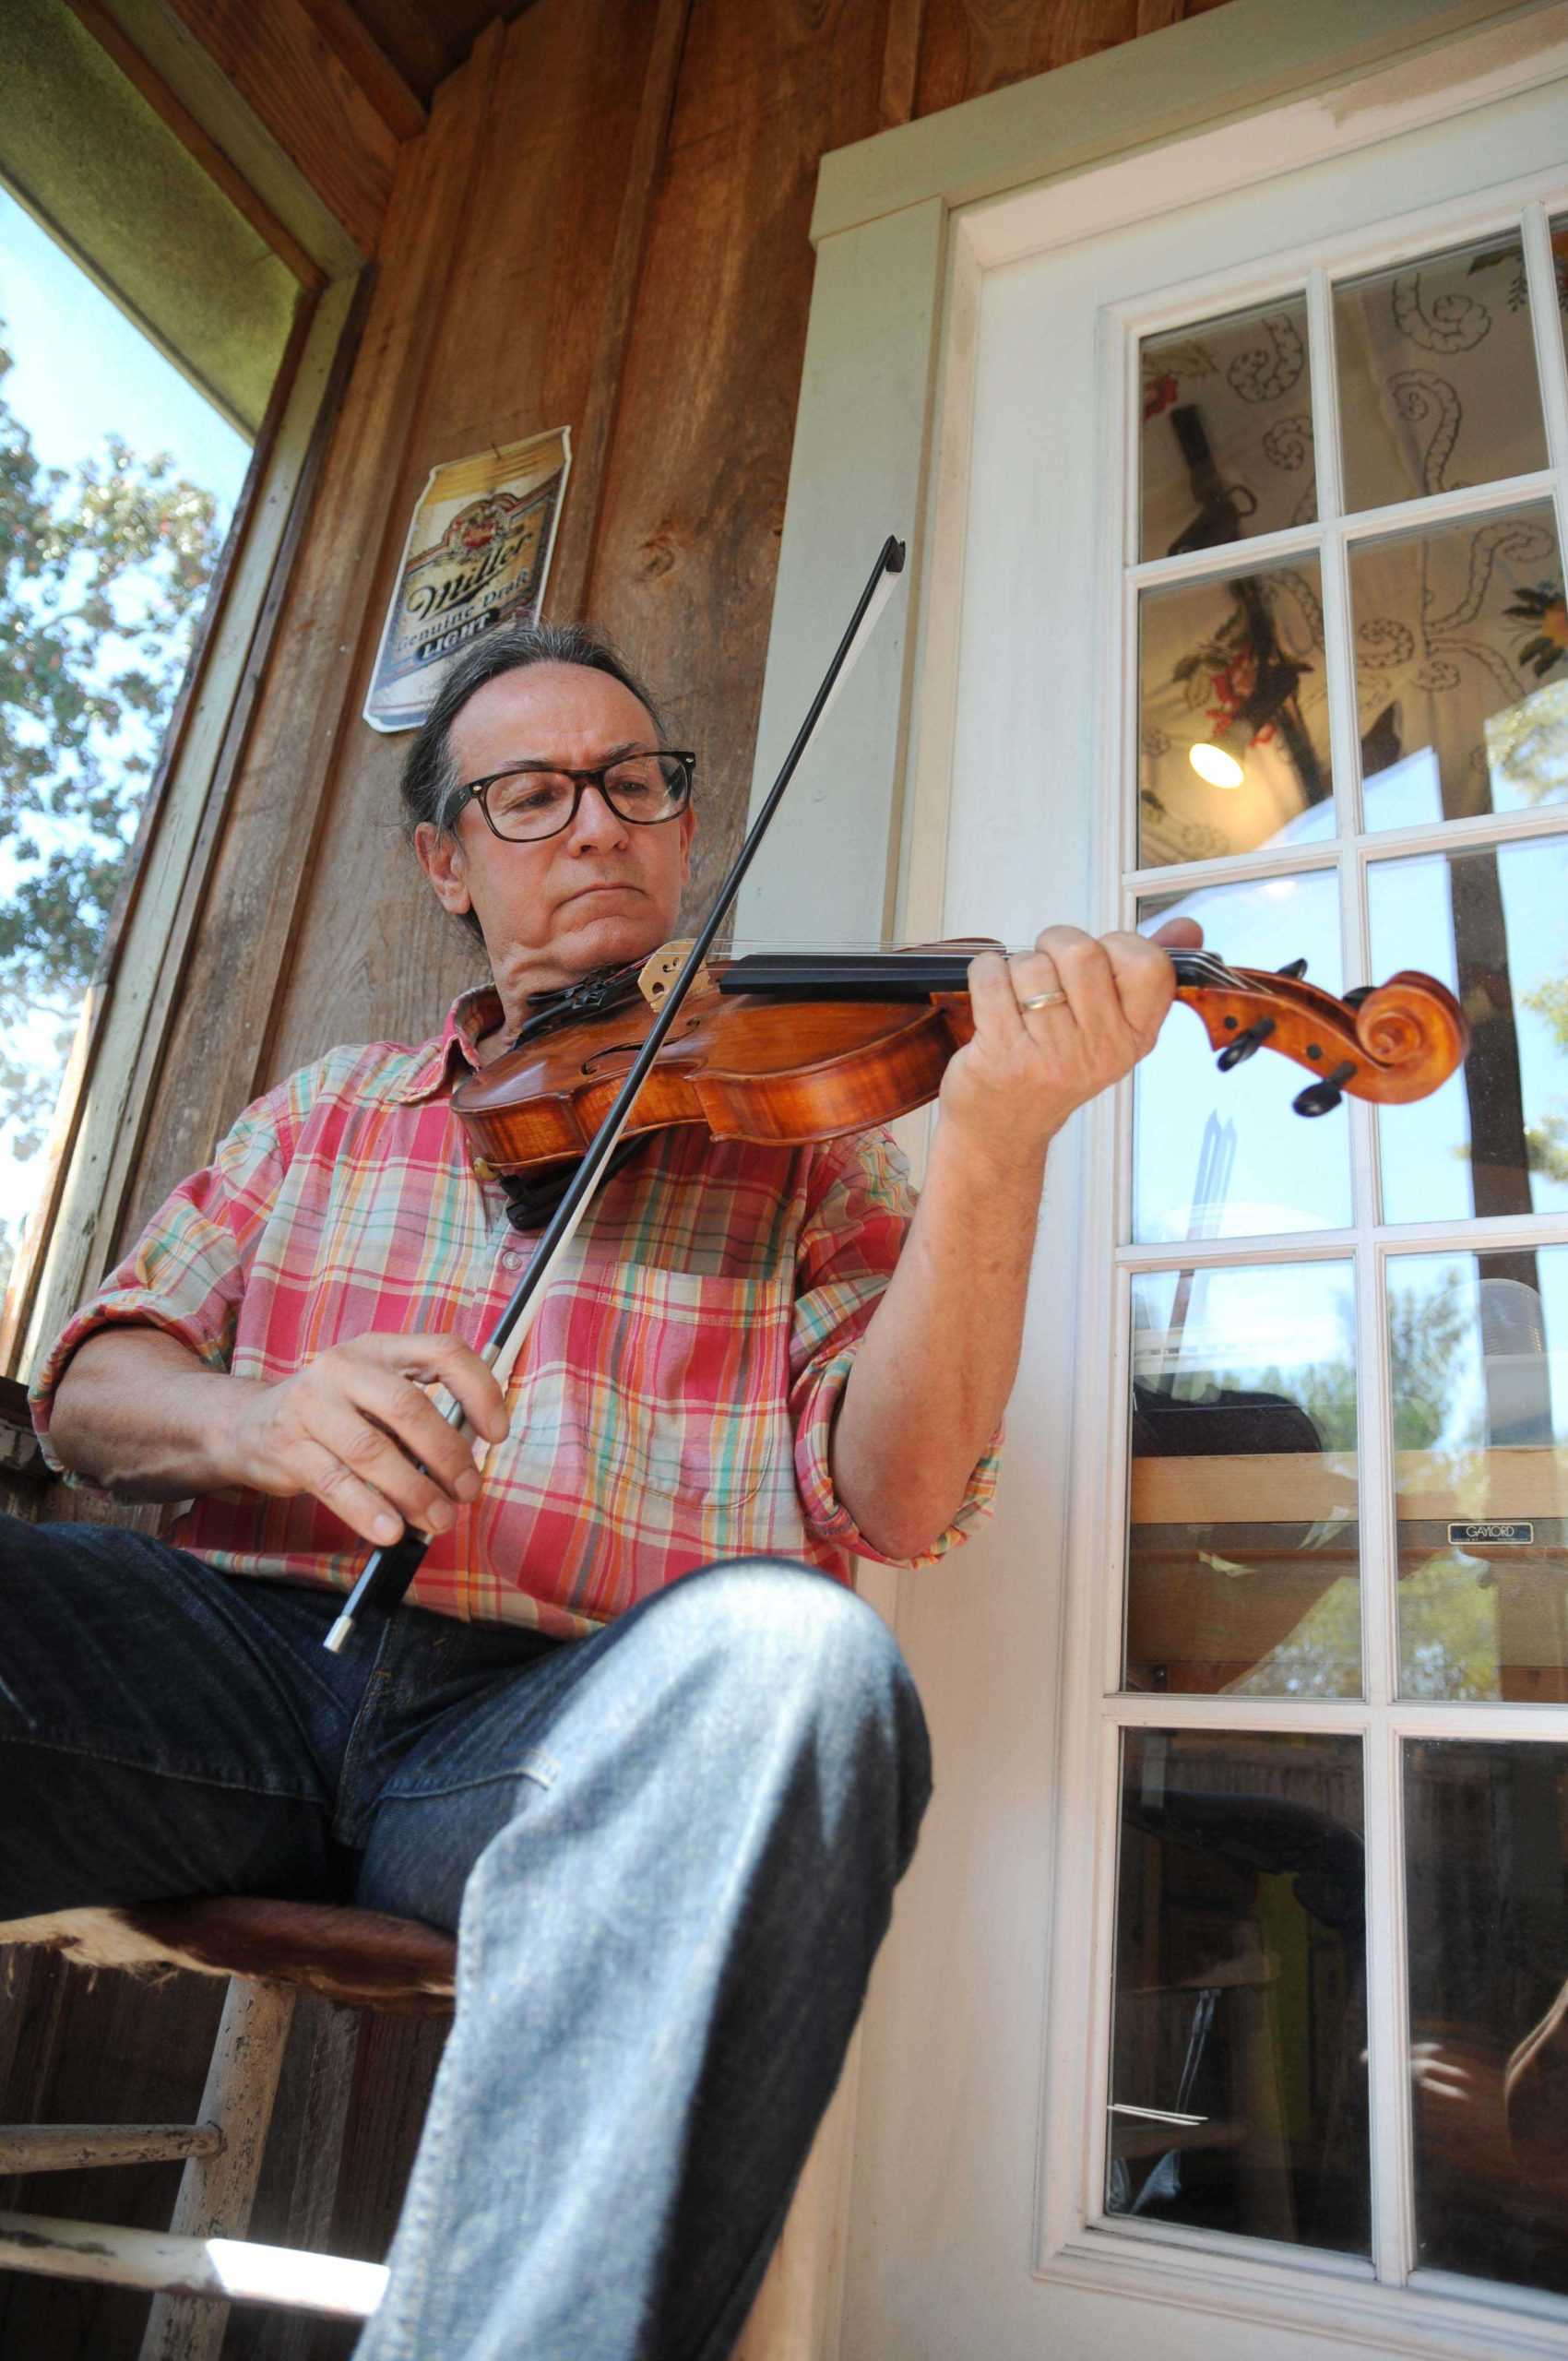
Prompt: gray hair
<box><xmin>399</xmin><ymin>622</ymin><xmax>672</xmax><ymax>943</ymax></box>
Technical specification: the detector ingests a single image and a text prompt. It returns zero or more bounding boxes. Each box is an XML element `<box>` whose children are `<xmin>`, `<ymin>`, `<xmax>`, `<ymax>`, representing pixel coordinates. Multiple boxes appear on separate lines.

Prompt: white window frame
<box><xmin>745</xmin><ymin>6</ymin><xmax>1568</xmax><ymax>2356</ymax></box>
<box><xmin>1051</xmin><ymin>169</ymin><xmax>1568</xmax><ymax>2355</ymax></box>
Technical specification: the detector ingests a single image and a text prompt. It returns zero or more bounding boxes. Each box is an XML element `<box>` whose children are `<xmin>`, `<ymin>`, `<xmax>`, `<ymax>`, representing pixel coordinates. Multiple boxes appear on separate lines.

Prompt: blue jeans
<box><xmin>0</xmin><ymin>1514</ymin><xmax>930</xmax><ymax>2358</ymax></box>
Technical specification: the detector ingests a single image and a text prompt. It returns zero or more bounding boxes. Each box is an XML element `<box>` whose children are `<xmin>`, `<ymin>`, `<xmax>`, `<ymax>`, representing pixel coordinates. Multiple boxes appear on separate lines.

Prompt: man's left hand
<box><xmin>939</xmin><ymin>918</ymin><xmax>1203</xmax><ymax>1169</ymax></box>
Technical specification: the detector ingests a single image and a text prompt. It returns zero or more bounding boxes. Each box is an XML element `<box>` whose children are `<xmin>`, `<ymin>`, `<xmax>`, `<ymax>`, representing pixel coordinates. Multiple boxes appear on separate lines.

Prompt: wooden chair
<box><xmin>0</xmin><ymin>1897</ymin><xmax>456</xmax><ymax>2358</ymax></box>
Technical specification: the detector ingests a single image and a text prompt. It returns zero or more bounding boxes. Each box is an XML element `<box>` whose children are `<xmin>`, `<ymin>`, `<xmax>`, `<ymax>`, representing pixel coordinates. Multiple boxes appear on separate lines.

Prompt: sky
<box><xmin>0</xmin><ymin>182</ymin><xmax>250</xmax><ymax>1241</ymax></box>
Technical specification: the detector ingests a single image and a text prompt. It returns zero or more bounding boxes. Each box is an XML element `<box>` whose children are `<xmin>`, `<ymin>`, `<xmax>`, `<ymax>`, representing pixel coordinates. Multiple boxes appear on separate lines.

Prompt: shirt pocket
<box><xmin>508</xmin><ymin>1265</ymin><xmax>793</xmax><ymax>1509</ymax></box>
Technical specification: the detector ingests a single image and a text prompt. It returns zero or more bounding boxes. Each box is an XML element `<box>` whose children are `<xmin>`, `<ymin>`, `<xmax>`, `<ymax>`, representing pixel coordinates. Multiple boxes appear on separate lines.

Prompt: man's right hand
<box><xmin>224</xmin><ymin>1333</ymin><xmax>510</xmax><ymax>1548</ymax></box>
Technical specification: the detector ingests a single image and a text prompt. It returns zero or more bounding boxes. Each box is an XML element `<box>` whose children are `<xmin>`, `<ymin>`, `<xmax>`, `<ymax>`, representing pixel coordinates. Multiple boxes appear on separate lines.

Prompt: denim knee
<box><xmin>649</xmin><ymin>1558</ymin><xmax>931</xmax><ymax>1846</ymax></box>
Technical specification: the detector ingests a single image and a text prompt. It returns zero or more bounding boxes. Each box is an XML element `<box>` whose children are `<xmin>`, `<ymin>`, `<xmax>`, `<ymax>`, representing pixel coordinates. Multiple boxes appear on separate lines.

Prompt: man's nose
<box><xmin>566</xmin><ymin>781</ymin><xmax>627</xmax><ymax>848</ymax></box>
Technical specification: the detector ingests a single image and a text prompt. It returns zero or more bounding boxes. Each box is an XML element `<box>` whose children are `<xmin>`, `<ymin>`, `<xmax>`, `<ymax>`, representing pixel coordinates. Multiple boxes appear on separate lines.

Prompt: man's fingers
<box><xmin>347</xmin><ymin>1364</ymin><xmax>488</xmax><ymax>1503</ymax></box>
<box><xmin>357</xmin><ymin>1332</ymin><xmax>509</xmax><ymax>1443</ymax></box>
<box><xmin>1100</xmin><ymin>928</ymin><xmax>1182</xmax><ymax>1039</ymax></box>
<box><xmin>303</xmin><ymin>1393</ymin><xmax>464</xmax><ymax>1536</ymax></box>
<box><xmin>289</xmin><ymin>1436</ymin><xmax>412</xmax><ymax>1549</ymax></box>
<box><xmin>968</xmin><ymin>946</ymin><xmax>1030</xmax><ymax>1033</ymax></box>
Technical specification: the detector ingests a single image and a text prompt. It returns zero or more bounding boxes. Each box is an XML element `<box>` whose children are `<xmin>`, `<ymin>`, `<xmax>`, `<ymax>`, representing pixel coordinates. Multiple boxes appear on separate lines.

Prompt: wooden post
<box><xmin>137</xmin><ymin>1977</ymin><xmax>296</xmax><ymax>2361</ymax></box>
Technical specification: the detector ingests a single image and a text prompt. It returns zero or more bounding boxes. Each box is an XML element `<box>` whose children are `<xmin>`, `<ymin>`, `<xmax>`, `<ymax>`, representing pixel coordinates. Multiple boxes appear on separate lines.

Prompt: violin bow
<box><xmin>324</xmin><ymin>535</ymin><xmax>908</xmax><ymax>1652</ymax></box>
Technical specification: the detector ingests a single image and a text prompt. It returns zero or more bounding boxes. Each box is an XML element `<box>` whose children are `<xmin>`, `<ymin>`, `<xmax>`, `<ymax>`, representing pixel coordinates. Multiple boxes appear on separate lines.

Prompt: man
<box><xmin>4</xmin><ymin>622</ymin><xmax>1192</xmax><ymax>2357</ymax></box>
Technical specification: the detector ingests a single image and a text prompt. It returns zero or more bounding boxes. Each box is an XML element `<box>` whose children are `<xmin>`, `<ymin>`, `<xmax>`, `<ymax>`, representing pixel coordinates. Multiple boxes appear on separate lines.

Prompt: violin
<box><xmin>451</xmin><ymin>941</ymin><xmax>1470</xmax><ymax>1179</ymax></box>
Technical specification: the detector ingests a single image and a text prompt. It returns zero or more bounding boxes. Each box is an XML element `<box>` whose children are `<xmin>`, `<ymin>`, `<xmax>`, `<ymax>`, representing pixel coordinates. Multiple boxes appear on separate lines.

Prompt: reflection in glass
<box><xmin>1368</xmin><ymin>834</ymin><xmax>1568</xmax><ymax>1225</ymax></box>
<box><xmin>1389</xmin><ymin>1251</ymin><xmax>1568</xmax><ymax>1703</ymax></box>
<box><xmin>1126</xmin><ymin>1264</ymin><xmax>1359</xmax><ymax>1697</ymax></box>
<box><xmin>1139</xmin><ymin>297</ymin><xmax>1317</xmax><ymax>563</ymax></box>
<box><xmin>1406</xmin><ymin>1741</ymin><xmax>1568</xmax><ymax>2292</ymax></box>
<box><xmin>1139</xmin><ymin>560</ymin><xmax>1330</xmax><ymax>868</ymax></box>
<box><xmin>1109</xmin><ymin>1730</ymin><xmax>1368</xmax><ymax>2252</ymax></box>
<box><xmin>1335</xmin><ymin>233</ymin><xmax>1549</xmax><ymax>515</ymax></box>
<box><xmin>1135</xmin><ymin>873</ymin><xmax>1349</xmax><ymax>1241</ymax></box>
<box><xmin>1351</xmin><ymin>504</ymin><xmax>1567</xmax><ymax>830</ymax></box>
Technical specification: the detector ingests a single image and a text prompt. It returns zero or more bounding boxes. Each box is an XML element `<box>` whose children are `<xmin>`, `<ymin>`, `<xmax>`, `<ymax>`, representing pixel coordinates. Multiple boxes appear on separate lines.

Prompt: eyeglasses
<box><xmin>457</xmin><ymin>750</ymin><xmax>696</xmax><ymax>843</ymax></box>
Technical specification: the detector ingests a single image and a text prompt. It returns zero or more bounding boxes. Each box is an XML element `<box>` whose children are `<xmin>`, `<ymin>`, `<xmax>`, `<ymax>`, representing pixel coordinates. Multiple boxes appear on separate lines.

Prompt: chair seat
<box><xmin>0</xmin><ymin>1897</ymin><xmax>457</xmax><ymax>2016</ymax></box>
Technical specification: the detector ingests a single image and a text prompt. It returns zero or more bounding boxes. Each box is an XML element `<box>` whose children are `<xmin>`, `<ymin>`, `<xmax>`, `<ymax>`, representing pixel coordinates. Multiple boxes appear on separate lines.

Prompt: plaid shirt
<box><xmin>31</xmin><ymin>988</ymin><xmax>998</xmax><ymax>1637</ymax></box>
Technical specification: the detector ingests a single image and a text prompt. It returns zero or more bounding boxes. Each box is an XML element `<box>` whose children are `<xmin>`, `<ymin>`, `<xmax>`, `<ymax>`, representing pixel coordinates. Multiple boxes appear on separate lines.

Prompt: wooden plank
<box><xmin>59</xmin><ymin>0</ymin><xmax>325</xmax><ymax>288</ymax></box>
<box><xmin>341</xmin><ymin>0</ymin><xmax>458</xmax><ymax>104</ymax></box>
<box><xmin>0</xmin><ymin>2211</ymin><xmax>386</xmax><ymax>2318</ymax></box>
<box><xmin>881</xmin><ymin>0</ymin><xmax>926</xmax><ymax>126</ymax></box>
<box><xmin>160</xmin><ymin>0</ymin><xmax>399</xmax><ymax>257</ymax></box>
<box><xmin>587</xmin><ymin>0</ymin><xmax>894</xmax><ymax>928</ymax></box>
<box><xmin>545</xmin><ymin>0</ymin><xmax>694</xmax><ymax>622</ymax></box>
<box><xmin>1132</xmin><ymin>1444</ymin><xmax>1568</xmax><ymax>1524</ymax></box>
<box><xmin>295</xmin><ymin>0</ymin><xmax>428</xmax><ymax>143</ymax></box>
<box><xmin>913</xmin><ymin>0</ymin><xmax>1141</xmax><ymax>118</ymax></box>
<box><xmin>258</xmin><ymin>0</ymin><xmax>665</xmax><ymax>1083</ymax></box>
<box><xmin>0</xmin><ymin>2127</ymin><xmax>221</xmax><ymax>2174</ymax></box>
<box><xmin>109</xmin><ymin>36</ymin><xmax>505</xmax><ymax>1243</ymax></box>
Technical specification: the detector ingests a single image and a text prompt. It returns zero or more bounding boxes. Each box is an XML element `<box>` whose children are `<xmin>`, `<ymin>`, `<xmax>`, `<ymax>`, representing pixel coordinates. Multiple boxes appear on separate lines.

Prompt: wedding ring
<box><xmin>1018</xmin><ymin>988</ymin><xmax>1068</xmax><ymax>1011</ymax></box>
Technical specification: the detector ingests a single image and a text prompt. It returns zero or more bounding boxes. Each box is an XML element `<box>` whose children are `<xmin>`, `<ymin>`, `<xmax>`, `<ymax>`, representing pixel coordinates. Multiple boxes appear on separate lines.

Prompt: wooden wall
<box><xmin>2</xmin><ymin>4</ymin><xmax>1229</xmax><ymax>2355</ymax></box>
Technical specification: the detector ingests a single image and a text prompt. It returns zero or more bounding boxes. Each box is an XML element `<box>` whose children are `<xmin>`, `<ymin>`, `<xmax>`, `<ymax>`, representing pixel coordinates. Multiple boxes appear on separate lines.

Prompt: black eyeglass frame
<box><xmin>457</xmin><ymin>750</ymin><xmax>697</xmax><ymax>843</ymax></box>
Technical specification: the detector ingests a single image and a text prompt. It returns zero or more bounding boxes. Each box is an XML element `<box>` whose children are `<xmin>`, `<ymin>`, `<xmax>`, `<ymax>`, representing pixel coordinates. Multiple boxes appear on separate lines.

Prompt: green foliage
<box><xmin>0</xmin><ymin>321</ymin><xmax>224</xmax><ymax>1283</ymax></box>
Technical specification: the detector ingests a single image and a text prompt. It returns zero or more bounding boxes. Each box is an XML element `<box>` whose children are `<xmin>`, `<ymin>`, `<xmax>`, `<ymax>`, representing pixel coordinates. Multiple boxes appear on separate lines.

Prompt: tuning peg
<box><xmin>1277</xmin><ymin>957</ymin><xmax>1309</xmax><ymax>979</ymax></box>
<box><xmin>1217</xmin><ymin>1014</ymin><xmax>1277</xmax><ymax>1072</ymax></box>
<box><xmin>1293</xmin><ymin>1061</ymin><xmax>1357</xmax><ymax>1117</ymax></box>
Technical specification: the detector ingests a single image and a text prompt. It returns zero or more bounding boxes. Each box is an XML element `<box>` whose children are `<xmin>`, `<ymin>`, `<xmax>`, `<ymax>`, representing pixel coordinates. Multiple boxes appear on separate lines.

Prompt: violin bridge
<box><xmin>639</xmin><ymin>940</ymin><xmax>711</xmax><ymax>1008</ymax></box>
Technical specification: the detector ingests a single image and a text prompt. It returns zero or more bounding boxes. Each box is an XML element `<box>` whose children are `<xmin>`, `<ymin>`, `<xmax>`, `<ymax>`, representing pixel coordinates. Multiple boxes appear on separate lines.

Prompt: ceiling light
<box><xmin>1189</xmin><ymin>741</ymin><xmax>1245</xmax><ymax>789</ymax></box>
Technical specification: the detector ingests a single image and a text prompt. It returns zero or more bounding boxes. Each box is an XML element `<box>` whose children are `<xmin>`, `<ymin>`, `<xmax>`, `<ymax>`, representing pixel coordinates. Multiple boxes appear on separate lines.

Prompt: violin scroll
<box><xmin>1172</xmin><ymin>954</ymin><xmax>1468</xmax><ymax>1113</ymax></box>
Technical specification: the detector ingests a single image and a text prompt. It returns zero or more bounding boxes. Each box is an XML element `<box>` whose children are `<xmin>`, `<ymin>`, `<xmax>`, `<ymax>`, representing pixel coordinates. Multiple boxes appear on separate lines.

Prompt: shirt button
<box><xmin>500</xmin><ymin>1248</ymin><xmax>524</xmax><ymax>1272</ymax></box>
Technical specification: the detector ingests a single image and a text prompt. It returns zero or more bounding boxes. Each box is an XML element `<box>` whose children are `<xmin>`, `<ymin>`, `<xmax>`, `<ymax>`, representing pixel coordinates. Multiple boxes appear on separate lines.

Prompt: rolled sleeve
<box><xmin>29</xmin><ymin>1091</ymin><xmax>293</xmax><ymax>1472</ymax></box>
<box><xmin>790</xmin><ymin>1128</ymin><xmax>1002</xmax><ymax>1567</ymax></box>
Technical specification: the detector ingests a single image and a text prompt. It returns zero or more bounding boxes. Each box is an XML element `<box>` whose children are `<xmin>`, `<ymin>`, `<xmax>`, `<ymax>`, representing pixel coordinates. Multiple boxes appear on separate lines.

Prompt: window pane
<box><xmin>1127</xmin><ymin>1264</ymin><xmax>1360</xmax><ymax>1697</ymax></box>
<box><xmin>1335</xmin><ymin>233</ymin><xmax>1549</xmax><ymax>515</ymax></box>
<box><xmin>1351</xmin><ymin>503</ymin><xmax>1566</xmax><ymax>830</ymax></box>
<box><xmin>0</xmin><ymin>183</ymin><xmax>267</xmax><ymax>1303</ymax></box>
<box><xmin>1390</xmin><ymin>1250</ymin><xmax>1568</xmax><ymax>1703</ymax></box>
<box><xmin>1110</xmin><ymin>1730</ymin><xmax>1369</xmax><ymax>2254</ymax></box>
<box><xmin>1135</xmin><ymin>873</ymin><xmax>1349</xmax><ymax>1241</ymax></box>
<box><xmin>1139</xmin><ymin>296</ymin><xmax>1316</xmax><ymax>563</ymax></box>
<box><xmin>1368</xmin><ymin>835</ymin><xmax>1568</xmax><ymax>1225</ymax></box>
<box><xmin>1406</xmin><ymin>1740</ymin><xmax>1568</xmax><ymax>2293</ymax></box>
<box><xmin>1138</xmin><ymin>559</ymin><xmax>1332</xmax><ymax>869</ymax></box>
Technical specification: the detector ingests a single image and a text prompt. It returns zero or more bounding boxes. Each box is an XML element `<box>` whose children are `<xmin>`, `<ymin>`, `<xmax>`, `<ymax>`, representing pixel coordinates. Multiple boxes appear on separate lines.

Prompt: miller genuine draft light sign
<box><xmin>364</xmin><ymin>427</ymin><xmax>571</xmax><ymax>732</ymax></box>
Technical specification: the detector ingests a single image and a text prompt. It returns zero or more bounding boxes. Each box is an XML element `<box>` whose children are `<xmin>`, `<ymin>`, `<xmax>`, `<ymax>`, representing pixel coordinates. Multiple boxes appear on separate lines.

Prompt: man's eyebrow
<box><xmin>493</xmin><ymin>740</ymin><xmax>652</xmax><ymax>769</ymax></box>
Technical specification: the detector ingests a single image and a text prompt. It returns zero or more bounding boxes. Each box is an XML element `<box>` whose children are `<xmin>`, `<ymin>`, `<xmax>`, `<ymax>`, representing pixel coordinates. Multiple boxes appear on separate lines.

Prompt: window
<box><xmin>0</xmin><ymin>0</ymin><xmax>355</xmax><ymax>1376</ymax></box>
<box><xmin>1101</xmin><ymin>190</ymin><xmax>1568</xmax><ymax>2313</ymax></box>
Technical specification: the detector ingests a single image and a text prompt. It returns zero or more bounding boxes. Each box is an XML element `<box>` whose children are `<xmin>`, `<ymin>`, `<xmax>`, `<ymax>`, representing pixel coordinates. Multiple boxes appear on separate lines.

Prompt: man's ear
<box><xmin>415</xmin><ymin>821</ymin><xmax>472</xmax><ymax>915</ymax></box>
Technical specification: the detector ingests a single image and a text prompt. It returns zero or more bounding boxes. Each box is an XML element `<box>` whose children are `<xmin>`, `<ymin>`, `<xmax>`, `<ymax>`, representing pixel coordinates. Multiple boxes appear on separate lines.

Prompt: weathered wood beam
<box><xmin>0</xmin><ymin>2127</ymin><xmax>222</xmax><ymax>2175</ymax></box>
<box><xmin>0</xmin><ymin>2213</ymin><xmax>386</xmax><ymax>2319</ymax></box>
<box><xmin>158</xmin><ymin>0</ymin><xmax>399</xmax><ymax>256</ymax></box>
<box><xmin>545</xmin><ymin>0</ymin><xmax>693</xmax><ymax>623</ymax></box>
<box><xmin>295</xmin><ymin>0</ymin><xmax>427</xmax><ymax>144</ymax></box>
